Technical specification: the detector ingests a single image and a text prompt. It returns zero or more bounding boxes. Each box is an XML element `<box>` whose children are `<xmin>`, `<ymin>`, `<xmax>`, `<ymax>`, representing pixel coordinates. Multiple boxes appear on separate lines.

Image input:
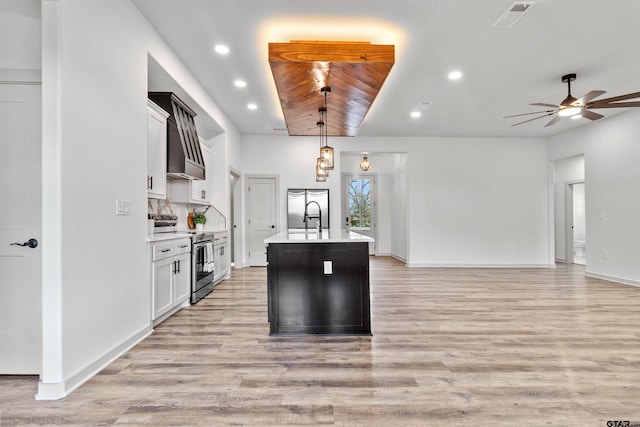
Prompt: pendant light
<box><xmin>319</xmin><ymin>87</ymin><xmax>334</xmax><ymax>170</ymax></box>
<box><xmin>360</xmin><ymin>153</ymin><xmax>371</xmax><ymax>171</ymax></box>
<box><xmin>316</xmin><ymin>119</ymin><xmax>328</xmax><ymax>182</ymax></box>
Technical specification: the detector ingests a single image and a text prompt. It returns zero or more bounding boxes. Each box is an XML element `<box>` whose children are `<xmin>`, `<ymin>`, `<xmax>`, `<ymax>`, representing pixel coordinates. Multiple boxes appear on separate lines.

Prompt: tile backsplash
<box><xmin>148</xmin><ymin>199</ymin><xmax>226</xmax><ymax>231</ymax></box>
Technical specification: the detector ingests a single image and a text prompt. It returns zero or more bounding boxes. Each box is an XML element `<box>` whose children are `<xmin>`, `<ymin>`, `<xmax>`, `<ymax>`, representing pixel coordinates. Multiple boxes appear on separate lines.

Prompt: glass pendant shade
<box><xmin>320</xmin><ymin>145</ymin><xmax>334</xmax><ymax>170</ymax></box>
<box><xmin>316</xmin><ymin>156</ymin><xmax>328</xmax><ymax>174</ymax></box>
<box><xmin>360</xmin><ymin>155</ymin><xmax>371</xmax><ymax>171</ymax></box>
<box><xmin>316</xmin><ymin>157</ymin><xmax>328</xmax><ymax>182</ymax></box>
<box><xmin>315</xmin><ymin>168</ymin><xmax>327</xmax><ymax>182</ymax></box>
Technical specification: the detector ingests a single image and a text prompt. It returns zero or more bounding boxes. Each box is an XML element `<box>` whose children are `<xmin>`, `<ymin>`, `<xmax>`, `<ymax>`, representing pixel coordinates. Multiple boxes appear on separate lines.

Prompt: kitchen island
<box><xmin>264</xmin><ymin>229</ymin><xmax>373</xmax><ymax>335</ymax></box>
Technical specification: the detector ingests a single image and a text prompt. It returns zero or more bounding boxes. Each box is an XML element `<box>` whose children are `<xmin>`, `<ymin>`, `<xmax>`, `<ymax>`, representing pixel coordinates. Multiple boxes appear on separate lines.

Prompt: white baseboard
<box><xmin>390</xmin><ymin>254</ymin><xmax>407</xmax><ymax>264</ymax></box>
<box><xmin>36</xmin><ymin>325</ymin><xmax>152</xmax><ymax>400</ymax></box>
<box><xmin>406</xmin><ymin>263</ymin><xmax>556</xmax><ymax>268</ymax></box>
<box><xmin>586</xmin><ymin>271</ymin><xmax>640</xmax><ymax>288</ymax></box>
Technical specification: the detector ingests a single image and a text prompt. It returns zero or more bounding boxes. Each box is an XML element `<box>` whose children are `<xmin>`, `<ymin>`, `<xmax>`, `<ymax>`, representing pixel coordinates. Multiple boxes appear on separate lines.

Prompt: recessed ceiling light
<box><xmin>448</xmin><ymin>70</ymin><xmax>463</xmax><ymax>80</ymax></box>
<box><xmin>234</xmin><ymin>80</ymin><xmax>247</xmax><ymax>88</ymax></box>
<box><xmin>214</xmin><ymin>44</ymin><xmax>230</xmax><ymax>55</ymax></box>
<box><xmin>410</xmin><ymin>111</ymin><xmax>422</xmax><ymax>118</ymax></box>
<box><xmin>247</xmin><ymin>103</ymin><xmax>258</xmax><ymax>110</ymax></box>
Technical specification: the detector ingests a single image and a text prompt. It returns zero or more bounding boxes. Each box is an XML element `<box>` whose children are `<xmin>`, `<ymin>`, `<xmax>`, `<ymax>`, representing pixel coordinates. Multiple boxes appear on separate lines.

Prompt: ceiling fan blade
<box><xmin>574</xmin><ymin>90</ymin><xmax>606</xmax><ymax>105</ymax></box>
<box><xmin>580</xmin><ymin>109</ymin><xmax>604</xmax><ymax>121</ymax></box>
<box><xmin>589</xmin><ymin>101</ymin><xmax>640</xmax><ymax>109</ymax></box>
<box><xmin>590</xmin><ymin>91</ymin><xmax>640</xmax><ymax>104</ymax></box>
<box><xmin>504</xmin><ymin>109</ymin><xmax>555</xmax><ymax>119</ymax></box>
<box><xmin>544</xmin><ymin>115</ymin><xmax>561</xmax><ymax>127</ymax></box>
<box><xmin>511</xmin><ymin>112</ymin><xmax>555</xmax><ymax>127</ymax></box>
<box><xmin>531</xmin><ymin>102</ymin><xmax>559</xmax><ymax>108</ymax></box>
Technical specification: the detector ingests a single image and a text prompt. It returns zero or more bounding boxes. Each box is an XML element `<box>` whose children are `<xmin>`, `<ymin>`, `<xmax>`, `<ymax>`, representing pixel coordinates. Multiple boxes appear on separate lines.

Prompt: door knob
<box><xmin>271</xmin><ymin>225</ymin><xmax>275</xmax><ymax>228</ymax></box>
<box><xmin>11</xmin><ymin>238</ymin><xmax>38</xmax><ymax>249</ymax></box>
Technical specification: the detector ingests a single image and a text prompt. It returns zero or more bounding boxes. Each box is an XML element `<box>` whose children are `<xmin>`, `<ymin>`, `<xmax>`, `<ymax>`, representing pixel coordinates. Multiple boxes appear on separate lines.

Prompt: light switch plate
<box><xmin>323</xmin><ymin>261</ymin><xmax>333</xmax><ymax>275</ymax></box>
<box><xmin>116</xmin><ymin>199</ymin><xmax>131</xmax><ymax>216</ymax></box>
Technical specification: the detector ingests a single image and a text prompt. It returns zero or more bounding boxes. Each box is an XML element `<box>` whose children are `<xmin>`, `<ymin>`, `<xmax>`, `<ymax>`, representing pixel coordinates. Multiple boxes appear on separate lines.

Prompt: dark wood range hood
<box><xmin>148</xmin><ymin>92</ymin><xmax>205</xmax><ymax>180</ymax></box>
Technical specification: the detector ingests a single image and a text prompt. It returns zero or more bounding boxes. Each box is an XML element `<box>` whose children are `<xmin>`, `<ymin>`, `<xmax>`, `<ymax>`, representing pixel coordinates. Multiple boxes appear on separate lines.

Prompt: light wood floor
<box><xmin>2</xmin><ymin>258</ymin><xmax>640</xmax><ymax>426</ymax></box>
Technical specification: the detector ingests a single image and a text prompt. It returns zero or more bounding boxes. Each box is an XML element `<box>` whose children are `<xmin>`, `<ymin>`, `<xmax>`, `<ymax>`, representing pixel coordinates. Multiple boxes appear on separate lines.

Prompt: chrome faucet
<box><xmin>303</xmin><ymin>201</ymin><xmax>322</xmax><ymax>233</ymax></box>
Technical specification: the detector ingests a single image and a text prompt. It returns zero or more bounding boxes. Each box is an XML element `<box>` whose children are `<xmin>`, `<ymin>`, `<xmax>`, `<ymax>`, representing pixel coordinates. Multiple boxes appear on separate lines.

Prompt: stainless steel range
<box><xmin>190</xmin><ymin>231</ymin><xmax>215</xmax><ymax>303</ymax></box>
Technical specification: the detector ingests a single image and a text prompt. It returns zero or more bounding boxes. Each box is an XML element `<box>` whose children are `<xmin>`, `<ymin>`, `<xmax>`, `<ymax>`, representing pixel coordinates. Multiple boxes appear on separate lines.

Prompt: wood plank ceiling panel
<box><xmin>269</xmin><ymin>41</ymin><xmax>395</xmax><ymax>137</ymax></box>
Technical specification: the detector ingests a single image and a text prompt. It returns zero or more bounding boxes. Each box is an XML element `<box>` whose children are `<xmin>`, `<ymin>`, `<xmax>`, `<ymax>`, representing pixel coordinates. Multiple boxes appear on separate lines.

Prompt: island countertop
<box><xmin>264</xmin><ymin>229</ymin><xmax>374</xmax><ymax>244</ymax></box>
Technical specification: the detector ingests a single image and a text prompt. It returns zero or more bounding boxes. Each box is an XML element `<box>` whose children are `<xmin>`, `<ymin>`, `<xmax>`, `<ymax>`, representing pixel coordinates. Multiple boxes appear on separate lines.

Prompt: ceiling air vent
<box><xmin>492</xmin><ymin>2</ymin><xmax>535</xmax><ymax>28</ymax></box>
<box><xmin>414</xmin><ymin>101</ymin><xmax>432</xmax><ymax>112</ymax></box>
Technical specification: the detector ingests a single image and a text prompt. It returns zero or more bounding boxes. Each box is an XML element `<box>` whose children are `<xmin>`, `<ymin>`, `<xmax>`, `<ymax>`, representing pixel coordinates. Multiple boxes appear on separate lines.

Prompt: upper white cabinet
<box><xmin>167</xmin><ymin>140</ymin><xmax>212</xmax><ymax>205</ymax></box>
<box><xmin>147</xmin><ymin>100</ymin><xmax>169</xmax><ymax>199</ymax></box>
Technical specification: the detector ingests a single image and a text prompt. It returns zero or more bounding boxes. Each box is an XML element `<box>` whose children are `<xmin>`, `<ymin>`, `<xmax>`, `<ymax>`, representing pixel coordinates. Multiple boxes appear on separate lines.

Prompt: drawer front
<box><xmin>213</xmin><ymin>231</ymin><xmax>229</xmax><ymax>244</ymax></box>
<box><xmin>174</xmin><ymin>238</ymin><xmax>192</xmax><ymax>256</ymax></box>
<box><xmin>152</xmin><ymin>242</ymin><xmax>174</xmax><ymax>261</ymax></box>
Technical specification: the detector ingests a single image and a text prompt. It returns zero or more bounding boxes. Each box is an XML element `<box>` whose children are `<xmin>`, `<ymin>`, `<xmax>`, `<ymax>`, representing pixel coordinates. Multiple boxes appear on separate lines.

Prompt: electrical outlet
<box><xmin>116</xmin><ymin>199</ymin><xmax>130</xmax><ymax>216</ymax></box>
<box><xmin>323</xmin><ymin>261</ymin><xmax>333</xmax><ymax>275</ymax></box>
<box><xmin>602</xmin><ymin>251</ymin><xmax>609</xmax><ymax>260</ymax></box>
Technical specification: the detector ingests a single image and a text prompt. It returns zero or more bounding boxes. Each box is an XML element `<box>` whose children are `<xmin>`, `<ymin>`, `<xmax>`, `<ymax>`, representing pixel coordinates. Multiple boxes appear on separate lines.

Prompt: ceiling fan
<box><xmin>505</xmin><ymin>73</ymin><xmax>640</xmax><ymax>127</ymax></box>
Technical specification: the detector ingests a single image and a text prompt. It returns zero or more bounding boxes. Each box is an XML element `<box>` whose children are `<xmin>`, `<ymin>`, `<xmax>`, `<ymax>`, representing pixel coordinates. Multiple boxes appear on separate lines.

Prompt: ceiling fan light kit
<box><xmin>505</xmin><ymin>73</ymin><xmax>640</xmax><ymax>127</ymax></box>
<box><xmin>558</xmin><ymin>106</ymin><xmax>581</xmax><ymax>117</ymax></box>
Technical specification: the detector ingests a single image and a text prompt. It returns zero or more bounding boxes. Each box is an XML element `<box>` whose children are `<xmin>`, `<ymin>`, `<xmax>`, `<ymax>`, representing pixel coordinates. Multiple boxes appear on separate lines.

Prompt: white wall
<box><xmin>406</xmin><ymin>137</ymin><xmax>550</xmax><ymax>267</ymax></box>
<box><xmin>37</xmin><ymin>0</ymin><xmax>240</xmax><ymax>399</ymax></box>
<box><xmin>391</xmin><ymin>153</ymin><xmax>408</xmax><ymax>261</ymax></box>
<box><xmin>241</xmin><ymin>135</ymin><xmax>551</xmax><ymax>268</ymax></box>
<box><xmin>549</xmin><ymin>109</ymin><xmax>640</xmax><ymax>285</ymax></box>
<box><xmin>552</xmin><ymin>155</ymin><xmax>584</xmax><ymax>262</ymax></box>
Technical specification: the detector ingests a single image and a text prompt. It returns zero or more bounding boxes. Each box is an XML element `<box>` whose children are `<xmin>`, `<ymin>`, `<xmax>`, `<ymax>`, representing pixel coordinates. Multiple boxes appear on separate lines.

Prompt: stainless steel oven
<box><xmin>191</xmin><ymin>232</ymin><xmax>215</xmax><ymax>303</ymax></box>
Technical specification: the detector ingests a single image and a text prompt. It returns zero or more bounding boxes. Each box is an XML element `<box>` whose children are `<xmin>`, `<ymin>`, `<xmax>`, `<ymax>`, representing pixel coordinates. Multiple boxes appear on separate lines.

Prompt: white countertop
<box><xmin>147</xmin><ymin>229</ymin><xmax>229</xmax><ymax>242</ymax></box>
<box><xmin>264</xmin><ymin>229</ymin><xmax>374</xmax><ymax>244</ymax></box>
<box><xmin>147</xmin><ymin>232</ymin><xmax>193</xmax><ymax>242</ymax></box>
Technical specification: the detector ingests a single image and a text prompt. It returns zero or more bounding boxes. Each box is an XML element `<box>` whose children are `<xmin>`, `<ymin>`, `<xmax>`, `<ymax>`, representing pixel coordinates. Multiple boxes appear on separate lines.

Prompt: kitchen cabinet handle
<box><xmin>176</xmin><ymin>260</ymin><xmax>180</xmax><ymax>273</ymax></box>
<box><xmin>160</xmin><ymin>248</ymin><xmax>171</xmax><ymax>253</ymax></box>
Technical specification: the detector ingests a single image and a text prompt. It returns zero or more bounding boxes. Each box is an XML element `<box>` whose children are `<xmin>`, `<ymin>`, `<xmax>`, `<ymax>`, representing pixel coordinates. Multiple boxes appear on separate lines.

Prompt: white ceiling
<box><xmin>133</xmin><ymin>0</ymin><xmax>640</xmax><ymax>139</ymax></box>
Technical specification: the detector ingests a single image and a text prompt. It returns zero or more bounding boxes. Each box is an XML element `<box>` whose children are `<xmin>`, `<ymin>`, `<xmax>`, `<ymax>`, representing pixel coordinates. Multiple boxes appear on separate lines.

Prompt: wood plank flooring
<box><xmin>2</xmin><ymin>257</ymin><xmax>640</xmax><ymax>426</ymax></box>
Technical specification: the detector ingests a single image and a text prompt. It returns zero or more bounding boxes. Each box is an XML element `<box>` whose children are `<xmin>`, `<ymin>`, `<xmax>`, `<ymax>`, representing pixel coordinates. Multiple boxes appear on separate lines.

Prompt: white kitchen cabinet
<box><xmin>147</xmin><ymin>99</ymin><xmax>169</xmax><ymax>199</ymax></box>
<box><xmin>213</xmin><ymin>231</ymin><xmax>229</xmax><ymax>284</ymax></box>
<box><xmin>152</xmin><ymin>256</ymin><xmax>174</xmax><ymax>319</ymax></box>
<box><xmin>150</xmin><ymin>237</ymin><xmax>191</xmax><ymax>324</ymax></box>
<box><xmin>173</xmin><ymin>250</ymin><xmax>191</xmax><ymax>303</ymax></box>
<box><xmin>166</xmin><ymin>141</ymin><xmax>211</xmax><ymax>205</ymax></box>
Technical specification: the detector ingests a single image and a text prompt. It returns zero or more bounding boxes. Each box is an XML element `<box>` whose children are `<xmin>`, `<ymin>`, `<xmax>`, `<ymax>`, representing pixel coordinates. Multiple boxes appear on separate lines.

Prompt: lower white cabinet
<box><xmin>150</xmin><ymin>237</ymin><xmax>191</xmax><ymax>324</ymax></box>
<box><xmin>213</xmin><ymin>231</ymin><xmax>229</xmax><ymax>284</ymax></box>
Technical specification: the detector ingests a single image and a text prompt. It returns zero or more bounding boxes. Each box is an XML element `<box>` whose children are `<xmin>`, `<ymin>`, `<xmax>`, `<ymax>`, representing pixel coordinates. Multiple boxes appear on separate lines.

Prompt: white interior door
<box><xmin>343</xmin><ymin>175</ymin><xmax>376</xmax><ymax>255</ymax></box>
<box><xmin>0</xmin><ymin>83</ymin><xmax>42</xmax><ymax>374</ymax></box>
<box><xmin>247</xmin><ymin>177</ymin><xmax>276</xmax><ymax>266</ymax></box>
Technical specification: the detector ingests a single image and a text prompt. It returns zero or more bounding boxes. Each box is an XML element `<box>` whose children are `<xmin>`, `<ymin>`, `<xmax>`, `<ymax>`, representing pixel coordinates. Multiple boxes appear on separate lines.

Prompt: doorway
<box><xmin>0</xmin><ymin>83</ymin><xmax>42</xmax><ymax>374</ymax></box>
<box><xmin>229</xmin><ymin>170</ymin><xmax>241</xmax><ymax>267</ymax></box>
<box><xmin>343</xmin><ymin>174</ymin><xmax>376</xmax><ymax>254</ymax></box>
<box><xmin>567</xmin><ymin>181</ymin><xmax>586</xmax><ymax>265</ymax></box>
<box><xmin>247</xmin><ymin>176</ymin><xmax>278</xmax><ymax>266</ymax></box>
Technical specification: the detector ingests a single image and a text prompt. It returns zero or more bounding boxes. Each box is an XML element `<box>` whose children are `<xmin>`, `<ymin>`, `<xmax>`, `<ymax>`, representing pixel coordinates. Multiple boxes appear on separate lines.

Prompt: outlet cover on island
<box><xmin>323</xmin><ymin>261</ymin><xmax>333</xmax><ymax>275</ymax></box>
